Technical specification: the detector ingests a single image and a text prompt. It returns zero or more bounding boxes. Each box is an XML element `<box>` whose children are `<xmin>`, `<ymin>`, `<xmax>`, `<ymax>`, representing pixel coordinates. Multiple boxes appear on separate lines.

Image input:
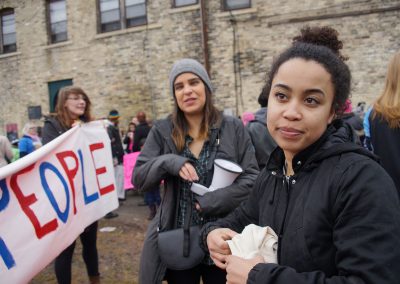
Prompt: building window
<box><xmin>174</xmin><ymin>0</ymin><xmax>198</xmax><ymax>8</ymax></box>
<box><xmin>0</xmin><ymin>8</ymin><xmax>17</xmax><ymax>54</ymax></box>
<box><xmin>125</xmin><ymin>0</ymin><xmax>147</xmax><ymax>27</ymax></box>
<box><xmin>98</xmin><ymin>0</ymin><xmax>147</xmax><ymax>33</ymax></box>
<box><xmin>47</xmin><ymin>0</ymin><xmax>68</xmax><ymax>44</ymax></box>
<box><xmin>223</xmin><ymin>0</ymin><xmax>251</xmax><ymax>11</ymax></box>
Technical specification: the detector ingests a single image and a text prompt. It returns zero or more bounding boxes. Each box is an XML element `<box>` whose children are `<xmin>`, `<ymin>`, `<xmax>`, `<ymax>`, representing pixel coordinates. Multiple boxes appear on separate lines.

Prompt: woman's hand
<box><xmin>207</xmin><ymin>228</ymin><xmax>237</xmax><ymax>269</ymax></box>
<box><xmin>179</xmin><ymin>162</ymin><xmax>199</xmax><ymax>182</ymax></box>
<box><xmin>226</xmin><ymin>255</ymin><xmax>264</xmax><ymax>284</ymax></box>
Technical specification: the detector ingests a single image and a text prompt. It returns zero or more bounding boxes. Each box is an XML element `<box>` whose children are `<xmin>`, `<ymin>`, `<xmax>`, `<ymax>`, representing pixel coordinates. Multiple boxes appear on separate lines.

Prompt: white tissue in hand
<box><xmin>227</xmin><ymin>224</ymin><xmax>278</xmax><ymax>264</ymax></box>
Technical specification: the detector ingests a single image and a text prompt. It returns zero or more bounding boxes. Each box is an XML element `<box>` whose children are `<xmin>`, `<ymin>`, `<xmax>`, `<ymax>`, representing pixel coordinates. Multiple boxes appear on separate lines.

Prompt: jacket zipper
<box><xmin>277</xmin><ymin>176</ymin><xmax>291</xmax><ymax>263</ymax></box>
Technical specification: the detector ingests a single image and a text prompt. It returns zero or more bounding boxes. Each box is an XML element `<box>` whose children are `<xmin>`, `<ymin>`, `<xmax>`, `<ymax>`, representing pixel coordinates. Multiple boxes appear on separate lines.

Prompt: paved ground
<box><xmin>30</xmin><ymin>190</ymin><xmax>150</xmax><ymax>284</ymax></box>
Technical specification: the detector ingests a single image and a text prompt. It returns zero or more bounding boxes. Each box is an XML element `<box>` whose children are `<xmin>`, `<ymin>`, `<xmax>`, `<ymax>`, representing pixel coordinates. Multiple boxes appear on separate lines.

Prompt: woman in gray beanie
<box><xmin>132</xmin><ymin>58</ymin><xmax>259</xmax><ymax>283</ymax></box>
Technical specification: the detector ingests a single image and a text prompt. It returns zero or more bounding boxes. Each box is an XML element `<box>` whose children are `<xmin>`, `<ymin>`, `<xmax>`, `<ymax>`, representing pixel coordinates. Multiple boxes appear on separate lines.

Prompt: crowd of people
<box><xmin>1</xmin><ymin>25</ymin><xmax>400</xmax><ymax>284</ymax></box>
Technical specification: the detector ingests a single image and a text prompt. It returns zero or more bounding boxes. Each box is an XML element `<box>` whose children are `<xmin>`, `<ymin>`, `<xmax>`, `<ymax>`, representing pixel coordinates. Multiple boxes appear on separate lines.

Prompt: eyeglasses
<box><xmin>67</xmin><ymin>95</ymin><xmax>87</xmax><ymax>102</ymax></box>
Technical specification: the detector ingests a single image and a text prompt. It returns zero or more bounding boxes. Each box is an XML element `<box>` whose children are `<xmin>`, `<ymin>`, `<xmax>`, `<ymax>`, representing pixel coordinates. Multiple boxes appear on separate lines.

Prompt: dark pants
<box><xmin>165</xmin><ymin>264</ymin><xmax>226</xmax><ymax>284</ymax></box>
<box><xmin>144</xmin><ymin>186</ymin><xmax>161</xmax><ymax>206</ymax></box>
<box><xmin>55</xmin><ymin>221</ymin><xmax>99</xmax><ymax>284</ymax></box>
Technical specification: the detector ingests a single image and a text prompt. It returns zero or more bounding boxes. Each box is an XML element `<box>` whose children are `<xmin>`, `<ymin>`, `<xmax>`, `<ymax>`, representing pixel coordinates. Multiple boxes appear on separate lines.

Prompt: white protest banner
<box><xmin>0</xmin><ymin>120</ymin><xmax>118</xmax><ymax>284</ymax></box>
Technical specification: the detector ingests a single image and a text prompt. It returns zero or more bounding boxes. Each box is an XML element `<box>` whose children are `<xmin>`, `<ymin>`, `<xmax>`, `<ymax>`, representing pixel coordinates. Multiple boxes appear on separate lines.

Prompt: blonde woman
<box><xmin>18</xmin><ymin>122</ymin><xmax>38</xmax><ymax>158</ymax></box>
<box><xmin>369</xmin><ymin>51</ymin><xmax>400</xmax><ymax>196</ymax></box>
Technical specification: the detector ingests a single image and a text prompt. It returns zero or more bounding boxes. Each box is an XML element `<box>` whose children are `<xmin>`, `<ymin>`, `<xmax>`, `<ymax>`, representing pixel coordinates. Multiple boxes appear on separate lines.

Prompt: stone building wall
<box><xmin>0</xmin><ymin>0</ymin><xmax>399</xmax><ymax>135</ymax></box>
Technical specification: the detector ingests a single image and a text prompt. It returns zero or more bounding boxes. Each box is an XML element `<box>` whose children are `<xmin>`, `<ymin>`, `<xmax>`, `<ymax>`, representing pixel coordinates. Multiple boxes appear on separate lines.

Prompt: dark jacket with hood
<box><xmin>246</xmin><ymin>107</ymin><xmax>277</xmax><ymax>169</ymax></box>
<box><xmin>132</xmin><ymin>115</ymin><xmax>259</xmax><ymax>283</ymax></box>
<box><xmin>106</xmin><ymin>122</ymin><xmax>124</xmax><ymax>164</ymax></box>
<box><xmin>201</xmin><ymin>119</ymin><xmax>400</xmax><ymax>284</ymax></box>
<box><xmin>132</xmin><ymin>122</ymin><xmax>151</xmax><ymax>152</ymax></box>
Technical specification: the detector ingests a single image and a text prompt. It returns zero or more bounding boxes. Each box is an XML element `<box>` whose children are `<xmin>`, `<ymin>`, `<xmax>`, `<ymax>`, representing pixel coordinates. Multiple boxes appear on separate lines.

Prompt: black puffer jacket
<box><xmin>202</xmin><ymin>119</ymin><xmax>400</xmax><ymax>284</ymax></box>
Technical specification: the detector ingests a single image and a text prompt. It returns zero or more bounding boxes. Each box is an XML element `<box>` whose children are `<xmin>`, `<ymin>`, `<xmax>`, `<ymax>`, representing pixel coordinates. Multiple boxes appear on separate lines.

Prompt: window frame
<box><xmin>222</xmin><ymin>0</ymin><xmax>251</xmax><ymax>11</ymax></box>
<box><xmin>173</xmin><ymin>0</ymin><xmax>199</xmax><ymax>8</ymax></box>
<box><xmin>97</xmin><ymin>0</ymin><xmax>147</xmax><ymax>34</ymax></box>
<box><xmin>0</xmin><ymin>8</ymin><xmax>17</xmax><ymax>54</ymax></box>
<box><xmin>46</xmin><ymin>0</ymin><xmax>68</xmax><ymax>44</ymax></box>
<box><xmin>125</xmin><ymin>0</ymin><xmax>147</xmax><ymax>28</ymax></box>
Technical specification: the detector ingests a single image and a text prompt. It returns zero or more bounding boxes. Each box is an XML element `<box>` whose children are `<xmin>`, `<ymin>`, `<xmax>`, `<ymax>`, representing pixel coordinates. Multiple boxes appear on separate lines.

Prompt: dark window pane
<box><xmin>224</xmin><ymin>0</ymin><xmax>250</xmax><ymax>10</ymax></box>
<box><xmin>3</xmin><ymin>43</ymin><xmax>16</xmax><ymax>53</ymax></box>
<box><xmin>126</xmin><ymin>16</ymin><xmax>147</xmax><ymax>28</ymax></box>
<box><xmin>51</xmin><ymin>32</ymin><xmax>67</xmax><ymax>43</ymax></box>
<box><xmin>101</xmin><ymin>21</ymin><xmax>121</xmax><ymax>32</ymax></box>
<box><xmin>174</xmin><ymin>0</ymin><xmax>198</xmax><ymax>7</ymax></box>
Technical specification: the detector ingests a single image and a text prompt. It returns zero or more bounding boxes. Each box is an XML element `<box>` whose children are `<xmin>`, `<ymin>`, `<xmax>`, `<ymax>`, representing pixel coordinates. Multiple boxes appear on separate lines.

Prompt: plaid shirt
<box><xmin>177</xmin><ymin>135</ymin><xmax>218</xmax><ymax>265</ymax></box>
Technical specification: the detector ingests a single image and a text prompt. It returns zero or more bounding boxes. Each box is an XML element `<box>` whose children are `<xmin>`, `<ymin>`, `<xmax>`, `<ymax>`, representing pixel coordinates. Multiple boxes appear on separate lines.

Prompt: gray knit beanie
<box><xmin>169</xmin><ymin>58</ymin><xmax>213</xmax><ymax>97</ymax></box>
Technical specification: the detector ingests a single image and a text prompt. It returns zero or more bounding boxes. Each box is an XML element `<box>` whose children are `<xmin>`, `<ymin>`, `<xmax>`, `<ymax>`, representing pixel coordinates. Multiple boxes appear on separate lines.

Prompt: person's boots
<box><xmin>89</xmin><ymin>275</ymin><xmax>100</xmax><ymax>284</ymax></box>
<box><xmin>147</xmin><ymin>204</ymin><xmax>156</xmax><ymax>220</ymax></box>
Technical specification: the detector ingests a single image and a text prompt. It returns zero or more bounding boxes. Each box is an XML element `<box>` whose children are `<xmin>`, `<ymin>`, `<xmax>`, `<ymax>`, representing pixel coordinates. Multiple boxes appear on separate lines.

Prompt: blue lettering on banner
<box><xmin>0</xmin><ymin>237</ymin><xmax>15</xmax><ymax>270</ymax></box>
<box><xmin>40</xmin><ymin>162</ymin><xmax>70</xmax><ymax>223</ymax></box>
<box><xmin>79</xmin><ymin>149</ymin><xmax>99</xmax><ymax>204</ymax></box>
<box><xmin>0</xmin><ymin>180</ymin><xmax>14</xmax><ymax>269</ymax></box>
<box><xmin>0</xmin><ymin>179</ymin><xmax>9</xmax><ymax>212</ymax></box>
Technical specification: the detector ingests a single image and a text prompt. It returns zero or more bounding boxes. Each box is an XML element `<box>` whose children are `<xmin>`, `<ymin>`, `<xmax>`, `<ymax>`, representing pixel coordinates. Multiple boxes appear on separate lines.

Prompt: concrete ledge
<box><xmin>168</xmin><ymin>4</ymin><xmax>200</xmax><ymax>14</ymax></box>
<box><xmin>217</xmin><ymin>7</ymin><xmax>257</xmax><ymax>18</ymax></box>
<box><xmin>267</xmin><ymin>3</ymin><xmax>400</xmax><ymax>26</ymax></box>
<box><xmin>94</xmin><ymin>23</ymin><xmax>162</xmax><ymax>39</ymax></box>
<box><xmin>0</xmin><ymin>51</ymin><xmax>21</xmax><ymax>59</ymax></box>
<box><xmin>43</xmin><ymin>40</ymin><xmax>73</xmax><ymax>50</ymax></box>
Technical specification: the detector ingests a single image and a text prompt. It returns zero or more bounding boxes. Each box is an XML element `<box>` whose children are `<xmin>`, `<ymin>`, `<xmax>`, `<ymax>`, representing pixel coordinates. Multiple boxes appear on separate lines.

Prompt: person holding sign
<box><xmin>132</xmin><ymin>58</ymin><xmax>259</xmax><ymax>284</ymax></box>
<box><xmin>42</xmin><ymin>86</ymin><xmax>101</xmax><ymax>284</ymax></box>
<box><xmin>201</xmin><ymin>26</ymin><xmax>400</xmax><ymax>284</ymax></box>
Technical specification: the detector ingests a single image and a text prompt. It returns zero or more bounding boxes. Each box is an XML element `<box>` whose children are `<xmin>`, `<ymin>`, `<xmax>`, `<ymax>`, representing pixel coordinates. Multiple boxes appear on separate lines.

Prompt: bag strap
<box><xmin>183</xmin><ymin>193</ymin><xmax>193</xmax><ymax>257</ymax></box>
<box><xmin>157</xmin><ymin>183</ymin><xmax>194</xmax><ymax>258</ymax></box>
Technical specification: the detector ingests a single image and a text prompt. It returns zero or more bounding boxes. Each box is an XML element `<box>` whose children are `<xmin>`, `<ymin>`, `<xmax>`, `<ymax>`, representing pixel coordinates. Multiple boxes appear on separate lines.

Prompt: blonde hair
<box><xmin>373</xmin><ymin>51</ymin><xmax>400</xmax><ymax>128</ymax></box>
<box><xmin>22</xmin><ymin>122</ymin><xmax>36</xmax><ymax>136</ymax></box>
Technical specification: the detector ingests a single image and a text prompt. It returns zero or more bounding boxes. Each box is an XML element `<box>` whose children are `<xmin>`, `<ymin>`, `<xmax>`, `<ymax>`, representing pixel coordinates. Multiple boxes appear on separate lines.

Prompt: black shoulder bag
<box><xmin>157</xmin><ymin>194</ymin><xmax>205</xmax><ymax>270</ymax></box>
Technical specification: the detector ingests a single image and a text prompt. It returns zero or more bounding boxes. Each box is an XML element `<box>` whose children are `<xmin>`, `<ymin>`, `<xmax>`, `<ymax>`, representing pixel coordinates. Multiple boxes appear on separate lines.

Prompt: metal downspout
<box><xmin>200</xmin><ymin>0</ymin><xmax>210</xmax><ymax>74</ymax></box>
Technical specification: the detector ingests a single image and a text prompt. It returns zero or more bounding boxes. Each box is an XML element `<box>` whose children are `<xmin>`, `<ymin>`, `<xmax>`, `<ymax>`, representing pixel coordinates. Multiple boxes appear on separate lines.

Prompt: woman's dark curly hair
<box><xmin>264</xmin><ymin>26</ymin><xmax>351</xmax><ymax>115</ymax></box>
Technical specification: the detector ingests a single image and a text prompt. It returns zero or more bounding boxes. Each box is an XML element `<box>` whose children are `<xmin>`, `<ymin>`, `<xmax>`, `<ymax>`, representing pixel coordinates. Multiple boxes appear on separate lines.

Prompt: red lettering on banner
<box><xmin>56</xmin><ymin>151</ymin><xmax>79</xmax><ymax>215</ymax></box>
<box><xmin>10</xmin><ymin>164</ymin><xmax>58</xmax><ymax>239</ymax></box>
<box><xmin>89</xmin><ymin>143</ymin><xmax>114</xmax><ymax>195</ymax></box>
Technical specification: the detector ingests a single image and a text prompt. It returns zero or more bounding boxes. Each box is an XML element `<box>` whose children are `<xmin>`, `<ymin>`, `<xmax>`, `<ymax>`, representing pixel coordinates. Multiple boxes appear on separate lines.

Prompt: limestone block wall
<box><xmin>0</xmin><ymin>0</ymin><xmax>399</xmax><ymax>135</ymax></box>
